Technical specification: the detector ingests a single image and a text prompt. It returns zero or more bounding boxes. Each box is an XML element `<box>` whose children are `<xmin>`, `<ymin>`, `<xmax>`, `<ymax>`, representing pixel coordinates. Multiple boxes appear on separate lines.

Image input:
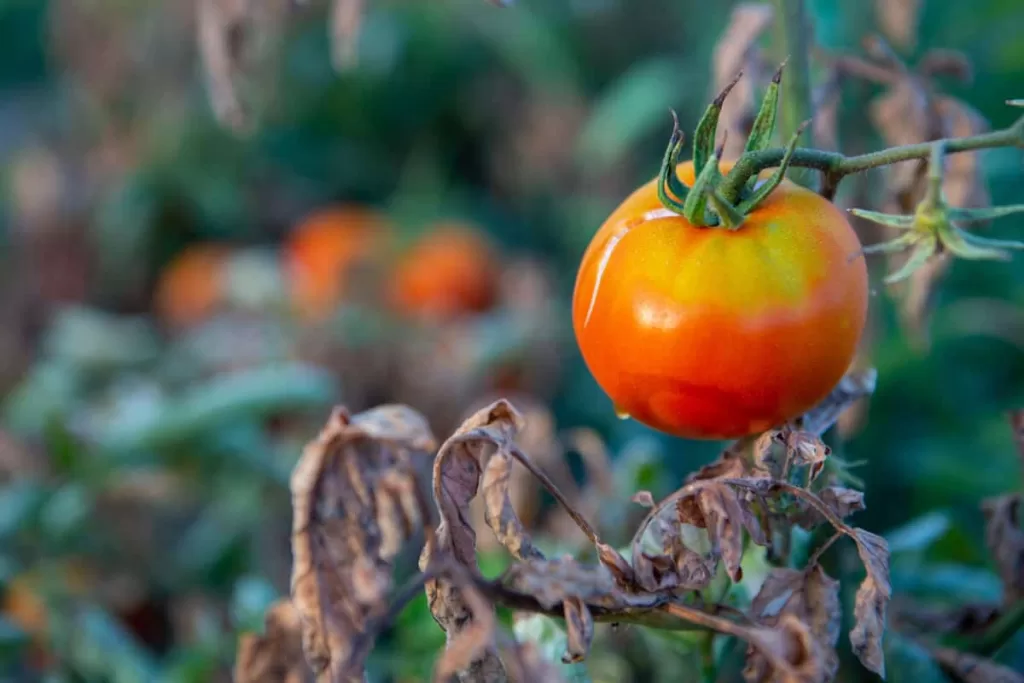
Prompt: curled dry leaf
<box><xmin>630</xmin><ymin>479</ymin><xmax>768</xmax><ymax>591</ymax></box>
<box><xmin>744</xmin><ymin>615</ymin><xmax>830</xmax><ymax>683</ymax></box>
<box><xmin>925</xmin><ymin>645</ymin><xmax>1024</xmax><ymax>683</ymax></box>
<box><xmin>631</xmin><ymin>491</ymin><xmax>655</xmax><ymax>508</ymax></box>
<box><xmin>433</xmin><ymin>580</ymin><xmax>503</xmax><ymax>683</ymax></box>
<box><xmin>422</xmin><ymin>400</ymin><xmax>538</xmax><ymax>682</ymax></box>
<box><xmin>797</xmin><ymin>368</ymin><xmax>878</xmax><ymax>437</ymax></box>
<box><xmin>561</xmin><ymin>597</ymin><xmax>594</xmax><ymax>664</ymax></box>
<box><xmin>982</xmin><ymin>494</ymin><xmax>1024</xmax><ymax>603</ymax></box>
<box><xmin>849</xmin><ymin>529</ymin><xmax>892</xmax><ymax>678</ymax></box>
<box><xmin>748</xmin><ymin>565</ymin><xmax>841</xmax><ymax>680</ymax></box>
<box><xmin>793</xmin><ymin>487</ymin><xmax>866</xmax><ymax>530</ymax></box>
<box><xmin>196</xmin><ymin>0</ymin><xmax>288</xmax><ymax>133</ymax></box>
<box><xmin>711</xmin><ymin>3</ymin><xmax>774</xmax><ymax>159</ymax></box>
<box><xmin>290</xmin><ymin>405</ymin><xmax>436</xmax><ymax>682</ymax></box>
<box><xmin>234</xmin><ymin>599</ymin><xmax>314</xmax><ymax>683</ymax></box>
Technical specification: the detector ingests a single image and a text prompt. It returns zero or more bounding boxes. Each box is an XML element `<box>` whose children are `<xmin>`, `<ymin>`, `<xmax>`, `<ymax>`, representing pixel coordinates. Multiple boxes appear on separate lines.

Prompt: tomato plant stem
<box><xmin>719</xmin><ymin>114</ymin><xmax>1024</xmax><ymax>201</ymax></box>
<box><xmin>771</xmin><ymin>0</ymin><xmax>815</xmax><ymax>189</ymax></box>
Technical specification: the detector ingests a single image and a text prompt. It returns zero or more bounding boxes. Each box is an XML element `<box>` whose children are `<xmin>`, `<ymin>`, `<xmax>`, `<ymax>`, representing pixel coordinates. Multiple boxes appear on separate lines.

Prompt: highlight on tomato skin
<box><xmin>571</xmin><ymin>161</ymin><xmax>870</xmax><ymax>440</ymax></box>
<box><xmin>282</xmin><ymin>205</ymin><xmax>393</xmax><ymax>321</ymax></box>
<box><xmin>386</xmin><ymin>222</ymin><xmax>499</xmax><ymax>322</ymax></box>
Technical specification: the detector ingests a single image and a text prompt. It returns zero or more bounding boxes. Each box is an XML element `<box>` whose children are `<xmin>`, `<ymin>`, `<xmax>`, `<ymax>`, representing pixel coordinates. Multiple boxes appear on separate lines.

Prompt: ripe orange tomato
<box><xmin>572</xmin><ymin>161</ymin><xmax>868</xmax><ymax>440</ymax></box>
<box><xmin>284</xmin><ymin>206</ymin><xmax>391</xmax><ymax>320</ymax></box>
<box><xmin>154</xmin><ymin>244</ymin><xmax>232</xmax><ymax>329</ymax></box>
<box><xmin>387</xmin><ymin>223</ymin><xmax>498</xmax><ymax>320</ymax></box>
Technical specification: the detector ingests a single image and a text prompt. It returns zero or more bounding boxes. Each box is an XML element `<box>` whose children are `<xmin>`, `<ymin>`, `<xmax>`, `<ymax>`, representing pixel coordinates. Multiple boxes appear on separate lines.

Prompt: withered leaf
<box><xmin>425</xmin><ymin>400</ymin><xmax>547</xmax><ymax>682</ymax></box>
<box><xmin>680</xmin><ymin>481</ymin><xmax>767</xmax><ymax>582</ymax></box>
<box><xmin>433</xmin><ymin>581</ymin><xmax>505</xmax><ymax>683</ymax></box>
<box><xmin>196</xmin><ymin>0</ymin><xmax>287</xmax><ymax>134</ymax></box>
<box><xmin>234</xmin><ymin>599</ymin><xmax>314</xmax><ymax>683</ymax></box>
<box><xmin>874</xmin><ymin>0</ymin><xmax>922</xmax><ymax>52</ymax></box>
<box><xmin>631</xmin><ymin>479</ymin><xmax>767</xmax><ymax>591</ymax></box>
<box><xmin>749</xmin><ymin>566</ymin><xmax>840</xmax><ymax>680</ymax></box>
<box><xmin>502</xmin><ymin>557</ymin><xmax>618</xmax><ymax>611</ymax></box>
<box><xmin>794</xmin><ymin>487</ymin><xmax>866</xmax><ymax>529</ymax></box>
<box><xmin>596</xmin><ymin>542</ymin><xmax>635</xmax><ymax>588</ymax></box>
<box><xmin>712</xmin><ymin>3</ymin><xmax>774</xmax><ymax>159</ymax></box>
<box><xmin>631</xmin><ymin>491</ymin><xmax>655</xmax><ymax>508</ymax></box>
<box><xmin>849</xmin><ymin>528</ymin><xmax>891</xmax><ymax>678</ymax></box>
<box><xmin>797</xmin><ymin>369</ymin><xmax>878</xmax><ymax>437</ymax></box>
<box><xmin>782</xmin><ymin>431</ymin><xmax>831</xmax><ymax>484</ymax></box>
<box><xmin>290</xmin><ymin>405</ymin><xmax>436</xmax><ymax>682</ymax></box>
<box><xmin>926</xmin><ymin>645</ymin><xmax>1024</xmax><ymax>683</ymax></box>
<box><xmin>743</xmin><ymin>614</ymin><xmax>830</xmax><ymax>683</ymax></box>
<box><xmin>561</xmin><ymin>596</ymin><xmax>594</xmax><ymax>664</ymax></box>
<box><xmin>982</xmin><ymin>494</ymin><xmax>1024</xmax><ymax>603</ymax></box>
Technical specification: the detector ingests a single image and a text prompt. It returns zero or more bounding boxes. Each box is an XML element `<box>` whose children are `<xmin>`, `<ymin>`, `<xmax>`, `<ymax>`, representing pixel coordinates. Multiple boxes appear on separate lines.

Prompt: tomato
<box><xmin>284</xmin><ymin>206</ymin><xmax>391</xmax><ymax>320</ymax></box>
<box><xmin>387</xmin><ymin>223</ymin><xmax>498</xmax><ymax>320</ymax></box>
<box><xmin>572</xmin><ymin>161</ymin><xmax>868</xmax><ymax>440</ymax></box>
<box><xmin>154</xmin><ymin>244</ymin><xmax>232</xmax><ymax>329</ymax></box>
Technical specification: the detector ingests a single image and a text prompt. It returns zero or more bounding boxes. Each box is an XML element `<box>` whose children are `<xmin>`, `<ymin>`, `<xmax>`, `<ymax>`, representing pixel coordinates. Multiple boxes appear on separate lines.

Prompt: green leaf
<box><xmin>577</xmin><ymin>58</ymin><xmax>690</xmax><ymax>170</ymax></box>
<box><xmin>98</xmin><ymin>364</ymin><xmax>338</xmax><ymax>453</ymax></box>
<box><xmin>884</xmin><ymin>511</ymin><xmax>951</xmax><ymax>555</ymax></box>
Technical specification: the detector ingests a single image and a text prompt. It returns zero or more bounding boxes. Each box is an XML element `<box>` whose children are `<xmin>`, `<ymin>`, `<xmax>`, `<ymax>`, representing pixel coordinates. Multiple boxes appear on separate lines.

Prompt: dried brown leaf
<box><xmin>982</xmin><ymin>494</ymin><xmax>1024</xmax><ymax>603</ymax></box>
<box><xmin>424</xmin><ymin>400</ymin><xmax>539</xmax><ymax>682</ymax></box>
<box><xmin>502</xmin><ymin>557</ymin><xmax>618</xmax><ymax>611</ymax></box>
<box><xmin>874</xmin><ymin>0</ymin><xmax>922</xmax><ymax>51</ymax></box>
<box><xmin>433</xmin><ymin>581</ymin><xmax>504</xmax><ymax>683</ymax></box>
<box><xmin>927</xmin><ymin>645</ymin><xmax>1024</xmax><ymax>683</ymax></box>
<box><xmin>743</xmin><ymin>615</ymin><xmax>830</xmax><ymax>683</ymax></box>
<box><xmin>196</xmin><ymin>0</ymin><xmax>287</xmax><ymax>134</ymax></box>
<box><xmin>797</xmin><ymin>368</ymin><xmax>878</xmax><ymax>437</ymax></box>
<box><xmin>330</xmin><ymin>0</ymin><xmax>364</xmax><ymax>72</ymax></box>
<box><xmin>681</xmin><ymin>482</ymin><xmax>767</xmax><ymax>582</ymax></box>
<box><xmin>234</xmin><ymin>600</ymin><xmax>314</xmax><ymax>683</ymax></box>
<box><xmin>630</xmin><ymin>478</ymin><xmax>768</xmax><ymax>591</ymax></box>
<box><xmin>935</xmin><ymin>96</ymin><xmax>990</xmax><ymax>208</ymax></box>
<box><xmin>793</xmin><ymin>487</ymin><xmax>865</xmax><ymax>530</ymax></box>
<box><xmin>290</xmin><ymin>405</ymin><xmax>436</xmax><ymax>682</ymax></box>
<box><xmin>849</xmin><ymin>528</ymin><xmax>891</xmax><ymax>678</ymax></box>
<box><xmin>712</xmin><ymin>3</ymin><xmax>774</xmax><ymax>159</ymax></box>
<box><xmin>868</xmin><ymin>78</ymin><xmax>937</xmax><ymax>194</ymax></box>
<box><xmin>561</xmin><ymin>597</ymin><xmax>594</xmax><ymax>664</ymax></box>
<box><xmin>749</xmin><ymin>566</ymin><xmax>841</xmax><ymax>680</ymax></box>
<box><xmin>631</xmin><ymin>491</ymin><xmax>655</xmax><ymax>508</ymax></box>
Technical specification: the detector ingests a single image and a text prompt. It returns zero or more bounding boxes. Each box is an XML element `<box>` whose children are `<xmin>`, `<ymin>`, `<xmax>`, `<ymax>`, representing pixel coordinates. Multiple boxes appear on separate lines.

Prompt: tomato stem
<box><xmin>717</xmin><ymin>110</ymin><xmax>1024</xmax><ymax>203</ymax></box>
<box><xmin>850</xmin><ymin>140</ymin><xmax>1024</xmax><ymax>283</ymax></box>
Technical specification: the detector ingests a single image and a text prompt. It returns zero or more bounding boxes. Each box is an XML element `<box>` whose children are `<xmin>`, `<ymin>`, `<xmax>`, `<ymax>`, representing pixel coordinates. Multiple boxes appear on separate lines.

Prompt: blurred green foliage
<box><xmin>0</xmin><ymin>0</ymin><xmax>1022</xmax><ymax>681</ymax></box>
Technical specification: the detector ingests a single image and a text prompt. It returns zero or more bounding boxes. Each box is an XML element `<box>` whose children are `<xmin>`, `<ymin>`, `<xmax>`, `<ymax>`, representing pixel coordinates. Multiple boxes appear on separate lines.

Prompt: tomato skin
<box><xmin>284</xmin><ymin>206</ymin><xmax>391</xmax><ymax>320</ymax></box>
<box><xmin>388</xmin><ymin>224</ymin><xmax>498</xmax><ymax>320</ymax></box>
<box><xmin>572</xmin><ymin>162</ymin><xmax>868</xmax><ymax>440</ymax></box>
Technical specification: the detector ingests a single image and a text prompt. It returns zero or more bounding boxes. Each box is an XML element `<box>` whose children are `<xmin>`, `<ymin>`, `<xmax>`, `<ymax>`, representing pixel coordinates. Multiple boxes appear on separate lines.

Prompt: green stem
<box><xmin>718</xmin><ymin>115</ymin><xmax>1024</xmax><ymax>201</ymax></box>
<box><xmin>771</xmin><ymin>0</ymin><xmax>814</xmax><ymax>188</ymax></box>
<box><xmin>699</xmin><ymin>632</ymin><xmax>717</xmax><ymax>683</ymax></box>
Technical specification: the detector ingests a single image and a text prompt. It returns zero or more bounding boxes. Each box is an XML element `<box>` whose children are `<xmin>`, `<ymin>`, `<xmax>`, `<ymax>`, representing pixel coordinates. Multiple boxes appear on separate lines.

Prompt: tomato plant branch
<box><xmin>719</xmin><ymin>113</ymin><xmax>1024</xmax><ymax>201</ymax></box>
<box><xmin>771</xmin><ymin>0</ymin><xmax>815</xmax><ymax>189</ymax></box>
